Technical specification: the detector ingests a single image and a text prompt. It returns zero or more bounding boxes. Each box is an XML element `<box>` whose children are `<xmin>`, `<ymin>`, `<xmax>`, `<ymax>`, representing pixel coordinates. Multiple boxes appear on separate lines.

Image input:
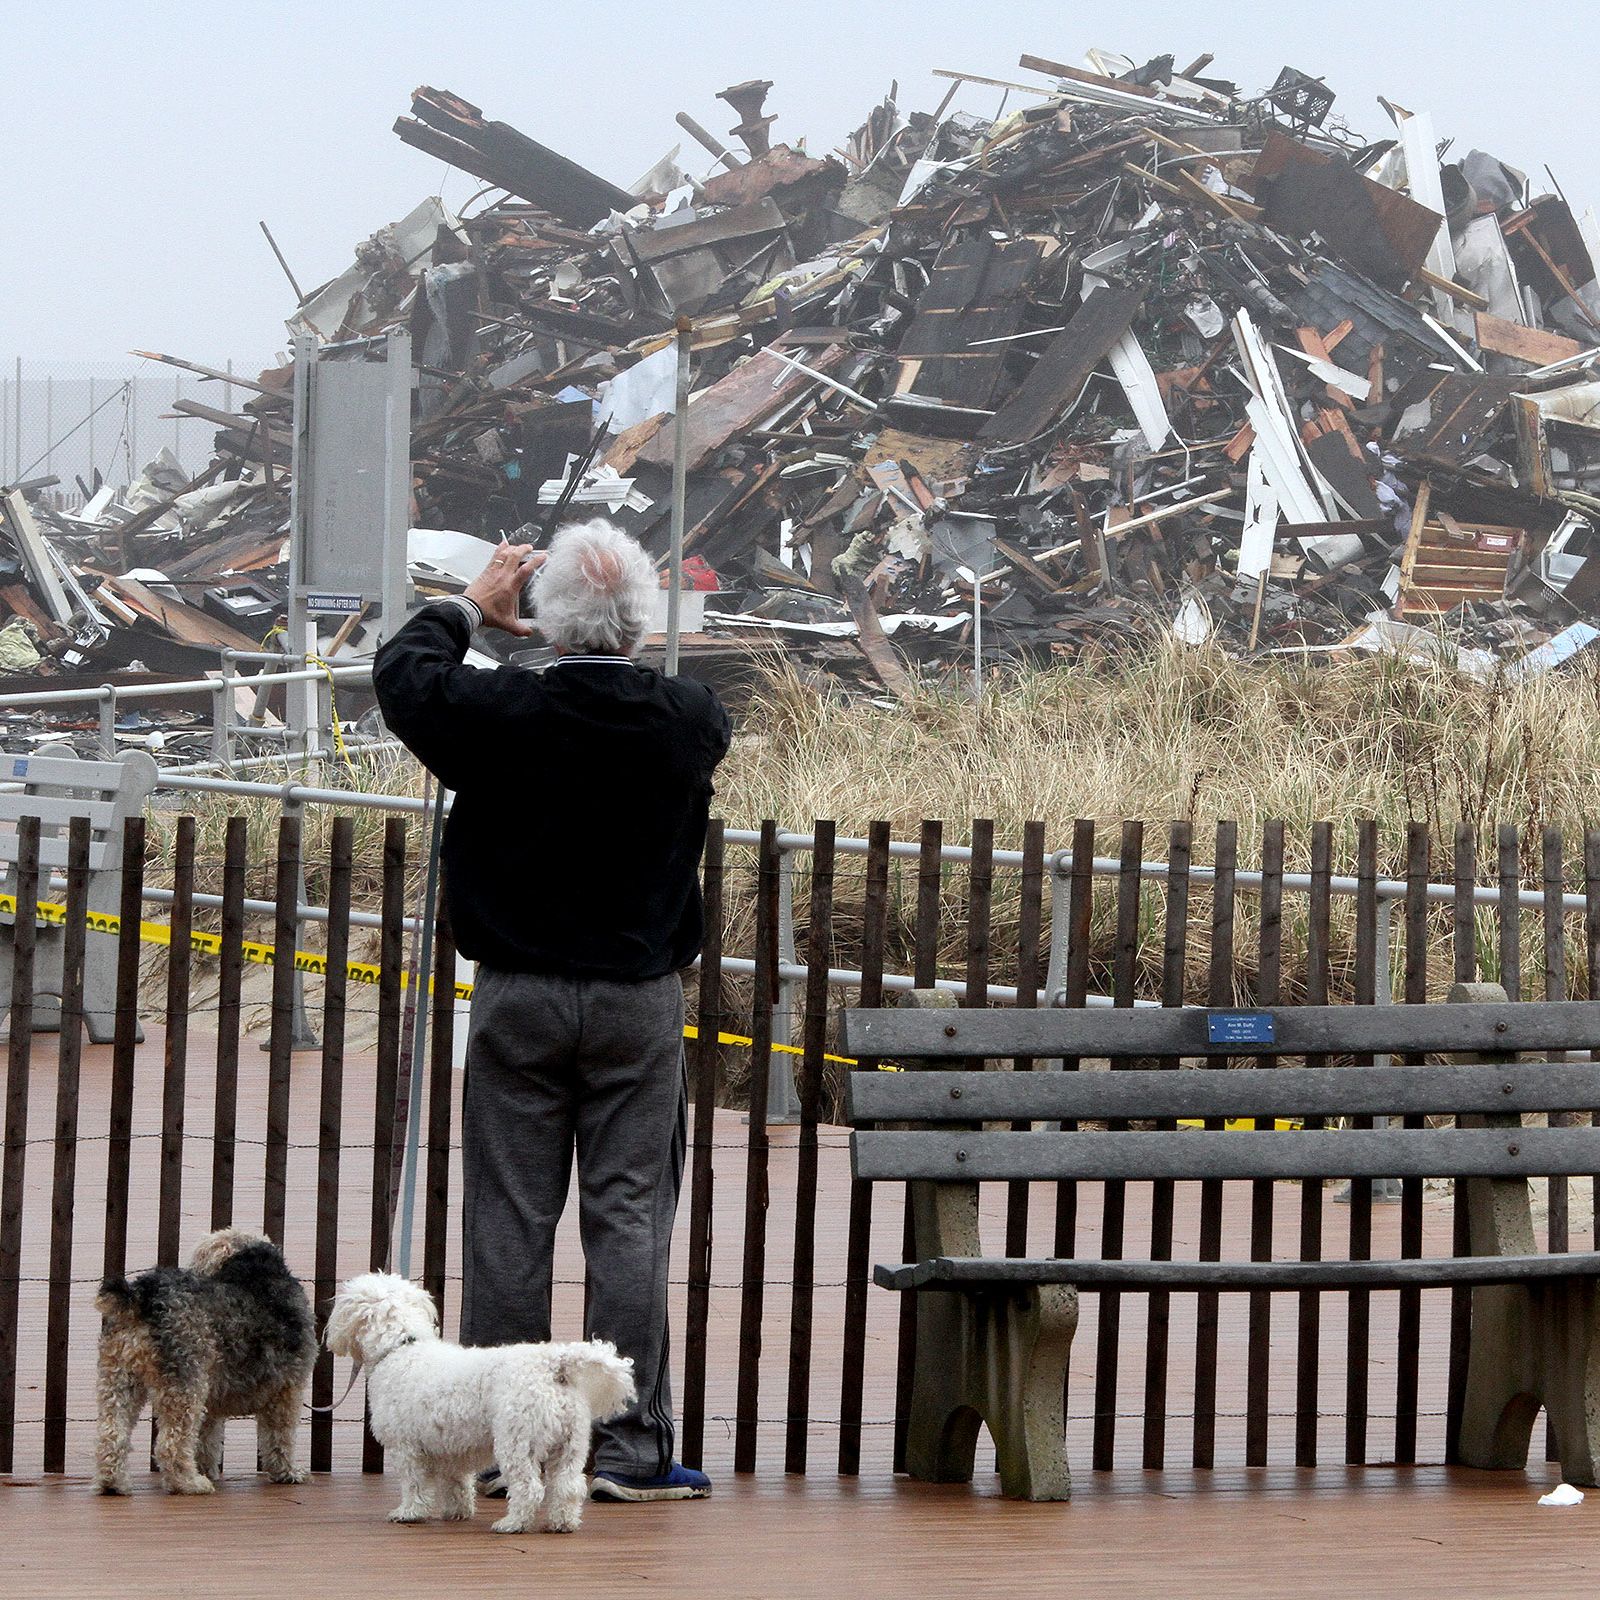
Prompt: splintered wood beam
<box><xmin>1416</xmin><ymin>268</ymin><xmax>1490</xmax><ymax>312</ymax></box>
<box><xmin>1018</xmin><ymin>53</ymin><xmax>1160</xmax><ymax>98</ymax></box>
<box><xmin>1395</xmin><ymin>478</ymin><xmax>1433</xmax><ymax>607</ymax></box>
<box><xmin>130</xmin><ymin>351</ymin><xmax>273</xmax><ymax>396</ymax></box>
<box><xmin>1473</xmin><ymin>312</ymin><xmax>1585</xmax><ymax>367</ymax></box>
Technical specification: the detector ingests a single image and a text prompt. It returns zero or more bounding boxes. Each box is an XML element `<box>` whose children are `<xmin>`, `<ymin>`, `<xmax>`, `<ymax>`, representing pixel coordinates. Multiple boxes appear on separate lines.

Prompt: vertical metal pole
<box><xmin>396</xmin><ymin>781</ymin><xmax>447</xmax><ymax>1279</ymax></box>
<box><xmin>225</xmin><ymin>359</ymin><xmax>234</xmax><ymax>416</ymax></box>
<box><xmin>129</xmin><ymin>375</ymin><xmax>138</xmax><ymax>477</ymax></box>
<box><xmin>286</xmin><ymin>334</ymin><xmax>314</xmax><ymax>761</ymax></box>
<box><xmin>87</xmin><ymin>378</ymin><xmax>95</xmax><ymax>488</ymax></box>
<box><xmin>1</xmin><ymin>369</ymin><xmax>9</xmax><ymax>482</ymax></box>
<box><xmin>12</xmin><ymin>359</ymin><xmax>20</xmax><ymax>488</ymax></box>
<box><xmin>972</xmin><ymin>569</ymin><xmax>984</xmax><ymax>703</ymax></box>
<box><xmin>665</xmin><ymin>319</ymin><xmax>692</xmax><ymax>675</ymax></box>
<box><xmin>44</xmin><ymin>377</ymin><xmax>53</xmax><ymax>476</ymax></box>
<box><xmin>173</xmin><ymin>373</ymin><xmax>181</xmax><ymax>457</ymax></box>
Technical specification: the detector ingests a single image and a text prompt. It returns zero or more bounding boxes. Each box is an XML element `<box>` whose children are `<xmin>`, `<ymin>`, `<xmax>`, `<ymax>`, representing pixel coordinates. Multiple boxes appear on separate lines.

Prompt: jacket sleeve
<box><xmin>372</xmin><ymin>605</ymin><xmax>535</xmax><ymax>790</ymax></box>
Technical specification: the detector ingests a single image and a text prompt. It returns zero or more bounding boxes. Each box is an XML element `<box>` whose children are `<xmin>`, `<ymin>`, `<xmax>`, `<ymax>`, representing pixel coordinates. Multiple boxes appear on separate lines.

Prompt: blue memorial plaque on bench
<box><xmin>1206</xmin><ymin>1010</ymin><xmax>1276</xmax><ymax>1046</ymax></box>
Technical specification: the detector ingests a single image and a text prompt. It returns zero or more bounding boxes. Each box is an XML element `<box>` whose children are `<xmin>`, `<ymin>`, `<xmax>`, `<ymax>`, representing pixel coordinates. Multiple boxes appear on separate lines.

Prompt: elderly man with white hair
<box><xmin>373</xmin><ymin>518</ymin><xmax>730</xmax><ymax>1503</ymax></box>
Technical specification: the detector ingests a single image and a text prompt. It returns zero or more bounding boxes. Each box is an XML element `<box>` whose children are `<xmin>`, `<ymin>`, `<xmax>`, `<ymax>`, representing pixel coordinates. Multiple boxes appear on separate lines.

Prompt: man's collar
<box><xmin>551</xmin><ymin>655</ymin><xmax>636</xmax><ymax>667</ymax></box>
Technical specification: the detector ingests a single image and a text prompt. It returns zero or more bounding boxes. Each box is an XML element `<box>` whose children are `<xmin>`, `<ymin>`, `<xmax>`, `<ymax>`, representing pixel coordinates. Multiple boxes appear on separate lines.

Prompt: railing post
<box><xmin>213</xmin><ymin>655</ymin><xmax>237</xmax><ymax>771</ymax></box>
<box><xmin>1371</xmin><ymin>890</ymin><xmax>1402</xmax><ymax>1199</ymax></box>
<box><xmin>764</xmin><ymin>843</ymin><xmax>802</xmax><ymax>1125</ymax></box>
<box><xmin>1044</xmin><ymin>849</ymin><xmax>1073</xmax><ymax>1010</ymax></box>
<box><xmin>96</xmin><ymin>686</ymin><xmax>116</xmax><ymax>759</ymax></box>
<box><xmin>312</xmin><ymin>657</ymin><xmax>333</xmax><ymax>775</ymax></box>
<box><xmin>1374</xmin><ymin>893</ymin><xmax>1397</xmax><ymax>1009</ymax></box>
<box><xmin>259</xmin><ymin>793</ymin><xmax>319</xmax><ymax>1052</ymax></box>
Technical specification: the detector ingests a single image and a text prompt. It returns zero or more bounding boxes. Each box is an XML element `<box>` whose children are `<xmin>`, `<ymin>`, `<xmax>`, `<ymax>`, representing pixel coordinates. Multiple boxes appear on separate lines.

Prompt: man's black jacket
<box><xmin>373</xmin><ymin>604</ymin><xmax>732</xmax><ymax>979</ymax></box>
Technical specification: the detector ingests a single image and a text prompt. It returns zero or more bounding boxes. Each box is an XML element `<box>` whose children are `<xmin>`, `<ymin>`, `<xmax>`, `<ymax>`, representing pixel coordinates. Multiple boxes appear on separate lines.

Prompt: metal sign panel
<box><xmin>288</xmin><ymin>328</ymin><xmax>411</xmax><ymax>633</ymax></box>
<box><xmin>300</xmin><ymin>360</ymin><xmax>393</xmax><ymax>593</ymax></box>
<box><xmin>304</xmin><ymin>591</ymin><xmax>365</xmax><ymax>616</ymax></box>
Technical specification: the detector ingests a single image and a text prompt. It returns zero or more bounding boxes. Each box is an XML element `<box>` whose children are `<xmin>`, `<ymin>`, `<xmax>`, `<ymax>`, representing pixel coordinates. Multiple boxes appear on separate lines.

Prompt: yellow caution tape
<box><xmin>1178</xmin><ymin>1117</ymin><xmax>1305</xmax><ymax>1132</ymax></box>
<box><xmin>683</xmin><ymin>1022</ymin><xmax>859</xmax><ymax>1068</ymax></box>
<box><xmin>0</xmin><ymin>894</ymin><xmax>1313</xmax><ymax>1100</ymax></box>
<box><xmin>0</xmin><ymin>893</ymin><xmax>862</xmax><ymax>1064</ymax></box>
<box><xmin>0</xmin><ymin>890</ymin><xmax>466</xmax><ymax>999</ymax></box>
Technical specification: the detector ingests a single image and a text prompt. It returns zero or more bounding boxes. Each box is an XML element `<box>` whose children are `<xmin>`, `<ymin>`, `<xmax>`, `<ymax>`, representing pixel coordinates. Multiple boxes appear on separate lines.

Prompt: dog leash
<box><xmin>308</xmin><ymin>1336</ymin><xmax>417</xmax><ymax>1414</ymax></box>
<box><xmin>308</xmin><ymin>1360</ymin><xmax>363</xmax><ymax>1414</ymax></box>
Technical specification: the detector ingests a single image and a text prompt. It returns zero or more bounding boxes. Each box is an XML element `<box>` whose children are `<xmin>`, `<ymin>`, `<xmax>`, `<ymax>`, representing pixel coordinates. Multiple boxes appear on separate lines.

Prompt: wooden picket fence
<box><xmin>0</xmin><ymin>810</ymin><xmax>1596</xmax><ymax>1480</ymax></box>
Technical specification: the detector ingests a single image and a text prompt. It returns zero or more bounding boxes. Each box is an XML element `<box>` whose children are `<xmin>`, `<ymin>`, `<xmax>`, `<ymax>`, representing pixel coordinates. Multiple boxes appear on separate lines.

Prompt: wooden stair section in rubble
<box><xmin>1395</xmin><ymin>480</ymin><xmax>1522</xmax><ymax>617</ymax></box>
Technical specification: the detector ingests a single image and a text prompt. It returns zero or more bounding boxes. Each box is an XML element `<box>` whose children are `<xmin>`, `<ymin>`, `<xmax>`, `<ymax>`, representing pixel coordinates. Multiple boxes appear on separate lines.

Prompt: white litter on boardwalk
<box><xmin>1538</xmin><ymin>1484</ymin><xmax>1585</xmax><ymax>1506</ymax></box>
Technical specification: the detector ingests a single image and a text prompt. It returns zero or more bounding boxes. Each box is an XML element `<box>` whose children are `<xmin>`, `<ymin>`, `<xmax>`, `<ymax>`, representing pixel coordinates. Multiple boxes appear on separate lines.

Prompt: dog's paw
<box><xmin>268</xmin><ymin>1468</ymin><xmax>309</xmax><ymax>1485</ymax></box>
<box><xmin>169</xmin><ymin>1476</ymin><xmax>216</xmax><ymax>1496</ymax></box>
<box><xmin>544</xmin><ymin>1512</ymin><xmax>581</xmax><ymax>1534</ymax></box>
<box><xmin>440</xmin><ymin>1503</ymin><xmax>473</xmax><ymax>1521</ymax></box>
<box><xmin>93</xmin><ymin>1478</ymin><xmax>130</xmax><ymax>1497</ymax></box>
<box><xmin>491</xmin><ymin>1514</ymin><xmax>533</xmax><ymax>1535</ymax></box>
<box><xmin>387</xmin><ymin>1507</ymin><xmax>427</xmax><ymax>1524</ymax></box>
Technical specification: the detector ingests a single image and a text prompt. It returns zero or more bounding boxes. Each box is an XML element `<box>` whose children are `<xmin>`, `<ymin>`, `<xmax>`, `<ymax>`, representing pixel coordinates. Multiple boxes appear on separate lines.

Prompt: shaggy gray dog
<box><xmin>93</xmin><ymin>1227</ymin><xmax>316</xmax><ymax>1495</ymax></box>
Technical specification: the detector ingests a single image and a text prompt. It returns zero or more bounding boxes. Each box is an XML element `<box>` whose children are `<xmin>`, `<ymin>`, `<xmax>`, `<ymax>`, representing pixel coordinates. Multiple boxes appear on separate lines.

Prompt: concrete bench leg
<box><xmin>1446</xmin><ymin>980</ymin><xmax>1600</xmax><ymax>1483</ymax></box>
<box><xmin>0</xmin><ymin>929</ymin><xmax>64</xmax><ymax>1035</ymax></box>
<box><xmin>81</xmin><ymin>927</ymin><xmax>126</xmax><ymax>1044</ymax></box>
<box><xmin>0</xmin><ymin>924</ymin><xmax>136</xmax><ymax>1045</ymax></box>
<box><xmin>1459</xmin><ymin>1278</ymin><xmax>1600</xmax><ymax>1485</ymax></box>
<box><xmin>905</xmin><ymin>1281</ymin><xmax>1078</xmax><ymax>1501</ymax></box>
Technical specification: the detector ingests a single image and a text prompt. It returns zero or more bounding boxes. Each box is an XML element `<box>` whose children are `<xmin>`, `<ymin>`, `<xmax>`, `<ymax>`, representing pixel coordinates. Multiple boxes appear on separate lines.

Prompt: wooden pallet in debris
<box><xmin>1395</xmin><ymin>481</ymin><xmax>1523</xmax><ymax>616</ymax></box>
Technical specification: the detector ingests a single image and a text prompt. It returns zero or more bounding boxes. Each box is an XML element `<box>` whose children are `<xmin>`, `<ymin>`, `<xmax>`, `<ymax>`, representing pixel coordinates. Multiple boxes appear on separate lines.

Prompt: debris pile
<box><xmin>10</xmin><ymin>46</ymin><xmax>1600</xmax><ymax>714</ymax></box>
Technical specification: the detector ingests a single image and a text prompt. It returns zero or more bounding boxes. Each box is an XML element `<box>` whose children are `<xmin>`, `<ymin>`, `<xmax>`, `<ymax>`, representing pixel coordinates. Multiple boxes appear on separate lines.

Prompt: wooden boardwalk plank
<box><xmin>4</xmin><ymin>1465</ymin><xmax>1592</xmax><ymax>1600</ymax></box>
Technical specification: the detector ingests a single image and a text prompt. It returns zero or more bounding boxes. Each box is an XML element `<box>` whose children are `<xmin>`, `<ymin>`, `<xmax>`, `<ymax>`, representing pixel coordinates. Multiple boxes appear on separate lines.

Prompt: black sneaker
<box><xmin>477</xmin><ymin>1466</ymin><xmax>508</xmax><ymax>1499</ymax></box>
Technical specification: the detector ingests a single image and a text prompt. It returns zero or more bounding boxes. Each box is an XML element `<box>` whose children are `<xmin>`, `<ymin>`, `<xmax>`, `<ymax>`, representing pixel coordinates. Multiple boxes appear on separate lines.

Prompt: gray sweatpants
<box><xmin>459</xmin><ymin>966</ymin><xmax>686</xmax><ymax>1477</ymax></box>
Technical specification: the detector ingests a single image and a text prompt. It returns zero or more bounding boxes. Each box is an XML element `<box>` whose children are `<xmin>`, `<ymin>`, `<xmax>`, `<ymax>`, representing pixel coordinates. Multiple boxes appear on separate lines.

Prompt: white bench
<box><xmin>0</xmin><ymin>748</ymin><xmax>159</xmax><ymax>1043</ymax></box>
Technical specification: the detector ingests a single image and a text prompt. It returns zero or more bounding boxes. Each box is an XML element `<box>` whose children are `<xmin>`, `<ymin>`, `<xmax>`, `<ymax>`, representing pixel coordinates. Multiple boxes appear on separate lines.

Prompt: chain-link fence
<box><xmin>0</xmin><ymin>356</ymin><xmax>262</xmax><ymax>510</ymax></box>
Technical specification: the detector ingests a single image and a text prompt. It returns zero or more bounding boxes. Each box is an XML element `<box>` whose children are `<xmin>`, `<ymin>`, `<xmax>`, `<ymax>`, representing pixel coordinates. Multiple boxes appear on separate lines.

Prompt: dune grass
<box><xmin>711</xmin><ymin>643</ymin><xmax>1600</xmax><ymax>1012</ymax></box>
<box><xmin>149</xmin><ymin>644</ymin><xmax>1600</xmax><ymax>1024</ymax></box>
<box><xmin>720</xmin><ymin>641</ymin><xmax>1600</xmax><ymax>865</ymax></box>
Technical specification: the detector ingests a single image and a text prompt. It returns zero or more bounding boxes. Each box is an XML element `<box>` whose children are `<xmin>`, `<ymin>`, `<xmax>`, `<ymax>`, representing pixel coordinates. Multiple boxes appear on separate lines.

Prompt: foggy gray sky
<box><xmin>6</xmin><ymin>0</ymin><xmax>1597</xmax><ymax>372</ymax></box>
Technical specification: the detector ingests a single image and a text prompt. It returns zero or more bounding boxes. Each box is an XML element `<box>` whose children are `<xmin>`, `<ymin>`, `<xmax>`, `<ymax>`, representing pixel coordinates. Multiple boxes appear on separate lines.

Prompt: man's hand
<box><xmin>464</xmin><ymin>544</ymin><xmax>545</xmax><ymax>636</ymax></box>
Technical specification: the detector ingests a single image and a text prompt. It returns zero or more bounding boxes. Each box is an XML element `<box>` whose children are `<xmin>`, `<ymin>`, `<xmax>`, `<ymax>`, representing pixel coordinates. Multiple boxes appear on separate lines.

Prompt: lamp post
<box><xmin>665</xmin><ymin>317</ymin><xmax>692</xmax><ymax>675</ymax></box>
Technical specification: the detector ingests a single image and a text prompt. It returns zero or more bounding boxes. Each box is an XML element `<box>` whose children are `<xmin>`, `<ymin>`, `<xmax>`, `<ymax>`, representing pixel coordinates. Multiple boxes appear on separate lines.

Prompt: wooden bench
<box><xmin>0</xmin><ymin>748</ymin><xmax>158</xmax><ymax>1043</ymax></box>
<box><xmin>842</xmin><ymin>986</ymin><xmax>1600</xmax><ymax>1500</ymax></box>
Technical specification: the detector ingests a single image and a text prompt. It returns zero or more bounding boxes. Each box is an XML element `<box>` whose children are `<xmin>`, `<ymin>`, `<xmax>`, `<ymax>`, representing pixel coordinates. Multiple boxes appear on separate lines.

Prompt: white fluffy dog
<box><xmin>325</xmin><ymin>1272</ymin><xmax>635</xmax><ymax>1534</ymax></box>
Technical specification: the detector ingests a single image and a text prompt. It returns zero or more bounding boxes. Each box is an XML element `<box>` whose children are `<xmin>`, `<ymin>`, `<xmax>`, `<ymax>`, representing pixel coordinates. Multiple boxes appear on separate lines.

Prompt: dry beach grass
<box><xmin>136</xmin><ymin>644</ymin><xmax>1600</xmax><ymax>1057</ymax></box>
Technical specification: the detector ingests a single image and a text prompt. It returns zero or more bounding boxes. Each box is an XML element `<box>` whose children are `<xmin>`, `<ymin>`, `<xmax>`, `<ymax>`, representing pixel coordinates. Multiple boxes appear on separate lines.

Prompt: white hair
<box><xmin>532</xmin><ymin>519</ymin><xmax>658</xmax><ymax>657</ymax></box>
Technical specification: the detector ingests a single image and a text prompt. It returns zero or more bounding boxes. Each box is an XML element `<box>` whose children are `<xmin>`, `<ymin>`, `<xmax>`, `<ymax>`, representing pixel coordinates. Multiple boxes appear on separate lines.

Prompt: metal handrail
<box><xmin>0</xmin><ymin>660</ymin><xmax>371</xmax><ymax>709</ymax></box>
<box><xmin>129</xmin><ymin>781</ymin><xmax>1600</xmax><ymax>921</ymax></box>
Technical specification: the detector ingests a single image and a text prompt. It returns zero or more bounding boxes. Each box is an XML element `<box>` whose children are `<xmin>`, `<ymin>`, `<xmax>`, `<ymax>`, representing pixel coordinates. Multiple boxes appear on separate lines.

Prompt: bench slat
<box><xmin>16</xmin><ymin>836</ymin><xmax>112</xmax><ymax>875</ymax></box>
<box><xmin>842</xmin><ymin>1001</ymin><xmax>1600</xmax><ymax>1060</ymax></box>
<box><xmin>851</xmin><ymin>1125</ymin><xmax>1600</xmax><ymax>1183</ymax></box>
<box><xmin>0</xmin><ymin>796</ymin><xmax>118</xmax><ymax>834</ymax></box>
<box><xmin>0</xmin><ymin>753</ymin><xmax>132</xmax><ymax>790</ymax></box>
<box><xmin>846</xmin><ymin>1063</ymin><xmax>1600</xmax><ymax>1124</ymax></box>
<box><xmin>874</xmin><ymin>1251</ymin><xmax>1600</xmax><ymax>1291</ymax></box>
